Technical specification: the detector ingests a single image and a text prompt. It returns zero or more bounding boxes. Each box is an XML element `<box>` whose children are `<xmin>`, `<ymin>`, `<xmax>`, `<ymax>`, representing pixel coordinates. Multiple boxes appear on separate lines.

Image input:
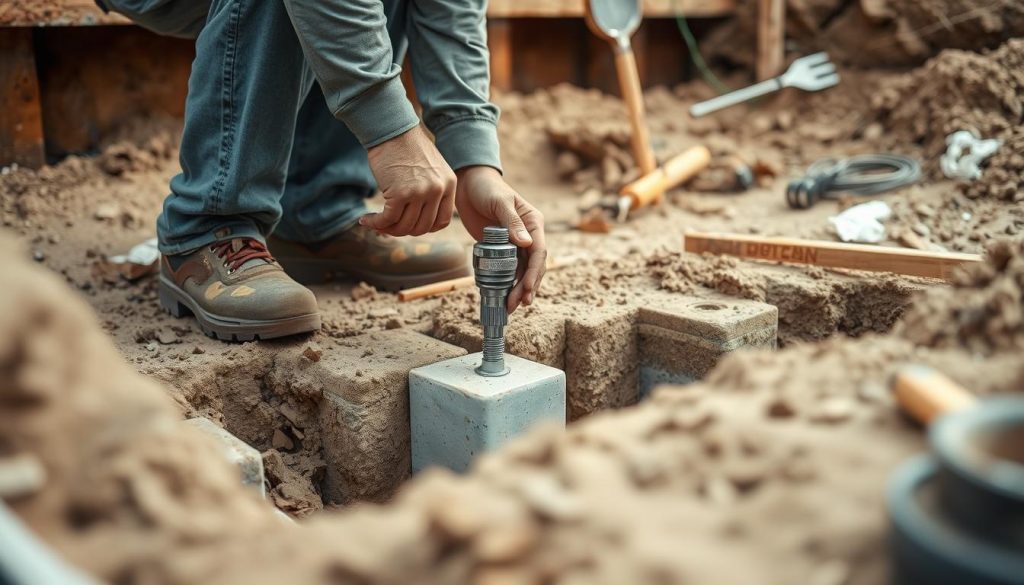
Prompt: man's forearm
<box><xmin>282</xmin><ymin>0</ymin><xmax>419</xmax><ymax>148</ymax></box>
<box><xmin>406</xmin><ymin>0</ymin><xmax>502</xmax><ymax>172</ymax></box>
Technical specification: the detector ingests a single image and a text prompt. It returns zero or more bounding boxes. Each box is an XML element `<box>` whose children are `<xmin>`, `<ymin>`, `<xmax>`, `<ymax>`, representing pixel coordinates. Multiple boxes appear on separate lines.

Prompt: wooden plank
<box><xmin>35</xmin><ymin>26</ymin><xmax>192</xmax><ymax>156</ymax></box>
<box><xmin>488</xmin><ymin>19</ymin><xmax>513</xmax><ymax>92</ymax></box>
<box><xmin>0</xmin><ymin>28</ymin><xmax>45</xmax><ymax>169</ymax></box>
<box><xmin>756</xmin><ymin>0</ymin><xmax>784</xmax><ymax>80</ymax></box>
<box><xmin>488</xmin><ymin>0</ymin><xmax>736</xmax><ymax>18</ymax></box>
<box><xmin>684</xmin><ymin>232</ymin><xmax>983</xmax><ymax>281</ymax></box>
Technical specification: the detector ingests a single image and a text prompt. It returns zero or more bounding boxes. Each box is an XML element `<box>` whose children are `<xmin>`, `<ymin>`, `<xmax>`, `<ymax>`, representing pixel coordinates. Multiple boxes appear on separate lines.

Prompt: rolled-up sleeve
<box><xmin>282</xmin><ymin>0</ymin><xmax>421</xmax><ymax>148</ymax></box>
<box><xmin>406</xmin><ymin>0</ymin><xmax>502</xmax><ymax>172</ymax></box>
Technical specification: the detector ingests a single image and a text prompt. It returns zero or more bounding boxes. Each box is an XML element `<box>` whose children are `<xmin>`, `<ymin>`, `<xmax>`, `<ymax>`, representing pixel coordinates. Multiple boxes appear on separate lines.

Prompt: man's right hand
<box><xmin>359</xmin><ymin>125</ymin><xmax>456</xmax><ymax>237</ymax></box>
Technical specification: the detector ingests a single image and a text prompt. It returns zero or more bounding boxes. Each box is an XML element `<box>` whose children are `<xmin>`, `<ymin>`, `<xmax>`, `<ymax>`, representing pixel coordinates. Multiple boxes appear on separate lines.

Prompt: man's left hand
<box><xmin>455</xmin><ymin>166</ymin><xmax>546</xmax><ymax>313</ymax></box>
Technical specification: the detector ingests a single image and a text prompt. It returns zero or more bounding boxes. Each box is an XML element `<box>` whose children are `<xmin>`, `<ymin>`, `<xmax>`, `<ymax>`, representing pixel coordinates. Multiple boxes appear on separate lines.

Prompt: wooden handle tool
<box><xmin>584</xmin><ymin>0</ymin><xmax>656</xmax><ymax>176</ymax></box>
<box><xmin>892</xmin><ymin>365</ymin><xmax>977</xmax><ymax>426</ymax></box>
<box><xmin>619</xmin><ymin>145</ymin><xmax>711</xmax><ymax>212</ymax></box>
<box><xmin>684</xmin><ymin>232</ymin><xmax>982</xmax><ymax>281</ymax></box>
<box><xmin>613</xmin><ymin>48</ymin><xmax>658</xmax><ymax>176</ymax></box>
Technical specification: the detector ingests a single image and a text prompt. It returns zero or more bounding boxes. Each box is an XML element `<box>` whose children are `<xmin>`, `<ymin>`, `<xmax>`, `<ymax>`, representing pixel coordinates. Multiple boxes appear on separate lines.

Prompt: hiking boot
<box><xmin>158</xmin><ymin>237</ymin><xmax>321</xmax><ymax>341</ymax></box>
<box><xmin>268</xmin><ymin>224</ymin><xmax>470</xmax><ymax>291</ymax></box>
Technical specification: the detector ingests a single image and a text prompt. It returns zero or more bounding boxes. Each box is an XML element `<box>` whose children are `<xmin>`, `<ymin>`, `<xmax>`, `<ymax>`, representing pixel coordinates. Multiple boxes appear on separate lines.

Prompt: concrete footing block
<box><xmin>185</xmin><ymin>416</ymin><xmax>266</xmax><ymax>498</ymax></box>
<box><xmin>314</xmin><ymin>330</ymin><xmax>467</xmax><ymax>504</ymax></box>
<box><xmin>410</xmin><ymin>353</ymin><xmax>566</xmax><ymax>473</ymax></box>
<box><xmin>637</xmin><ymin>296</ymin><xmax>778</xmax><ymax>398</ymax></box>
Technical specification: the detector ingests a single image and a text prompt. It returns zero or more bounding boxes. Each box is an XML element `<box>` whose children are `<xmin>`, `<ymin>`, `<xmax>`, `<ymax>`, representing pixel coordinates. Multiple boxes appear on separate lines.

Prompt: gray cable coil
<box><xmin>786</xmin><ymin>154</ymin><xmax>922</xmax><ymax>209</ymax></box>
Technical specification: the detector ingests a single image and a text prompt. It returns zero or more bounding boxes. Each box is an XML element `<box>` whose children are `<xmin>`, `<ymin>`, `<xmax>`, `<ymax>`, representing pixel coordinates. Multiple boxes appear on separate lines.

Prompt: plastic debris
<box><xmin>941</xmin><ymin>130</ymin><xmax>1002</xmax><ymax>181</ymax></box>
<box><xmin>829</xmin><ymin>201</ymin><xmax>892</xmax><ymax>243</ymax></box>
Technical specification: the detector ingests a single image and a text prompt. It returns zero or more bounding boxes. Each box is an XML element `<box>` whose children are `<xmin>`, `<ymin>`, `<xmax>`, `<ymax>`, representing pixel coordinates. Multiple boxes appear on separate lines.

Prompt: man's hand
<box><xmin>359</xmin><ymin>125</ymin><xmax>456</xmax><ymax>237</ymax></box>
<box><xmin>455</xmin><ymin>166</ymin><xmax>546</xmax><ymax>313</ymax></box>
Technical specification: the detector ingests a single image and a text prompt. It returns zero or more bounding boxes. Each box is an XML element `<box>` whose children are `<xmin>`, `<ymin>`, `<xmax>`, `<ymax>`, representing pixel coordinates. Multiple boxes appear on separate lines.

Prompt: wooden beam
<box><xmin>684</xmin><ymin>232</ymin><xmax>983</xmax><ymax>281</ymax></box>
<box><xmin>488</xmin><ymin>19</ymin><xmax>513</xmax><ymax>92</ymax></box>
<box><xmin>487</xmin><ymin>0</ymin><xmax>736</xmax><ymax>18</ymax></box>
<box><xmin>0</xmin><ymin>28</ymin><xmax>45</xmax><ymax>169</ymax></box>
<box><xmin>756</xmin><ymin>0</ymin><xmax>784</xmax><ymax>80</ymax></box>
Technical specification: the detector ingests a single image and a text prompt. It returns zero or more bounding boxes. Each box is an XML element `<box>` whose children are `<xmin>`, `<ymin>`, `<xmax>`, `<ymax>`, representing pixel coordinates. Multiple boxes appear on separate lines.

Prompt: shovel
<box><xmin>689</xmin><ymin>52</ymin><xmax>840</xmax><ymax>118</ymax></box>
<box><xmin>585</xmin><ymin>0</ymin><xmax>658</xmax><ymax>176</ymax></box>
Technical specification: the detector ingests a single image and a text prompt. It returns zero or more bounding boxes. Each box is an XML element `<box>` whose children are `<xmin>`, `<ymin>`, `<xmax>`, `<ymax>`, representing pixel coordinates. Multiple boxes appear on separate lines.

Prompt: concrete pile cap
<box><xmin>638</xmin><ymin>294</ymin><xmax>778</xmax><ymax>344</ymax></box>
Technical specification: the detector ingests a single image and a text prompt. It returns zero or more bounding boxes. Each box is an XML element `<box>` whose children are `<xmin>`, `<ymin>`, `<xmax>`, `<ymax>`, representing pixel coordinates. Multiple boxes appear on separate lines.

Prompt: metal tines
<box><xmin>690</xmin><ymin>52</ymin><xmax>840</xmax><ymax>118</ymax></box>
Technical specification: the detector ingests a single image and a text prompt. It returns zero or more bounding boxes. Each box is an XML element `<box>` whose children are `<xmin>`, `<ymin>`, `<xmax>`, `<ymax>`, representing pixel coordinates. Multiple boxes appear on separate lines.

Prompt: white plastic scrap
<box><xmin>108</xmin><ymin>237</ymin><xmax>159</xmax><ymax>266</ymax></box>
<box><xmin>829</xmin><ymin>200</ymin><xmax>892</xmax><ymax>244</ymax></box>
<box><xmin>941</xmin><ymin>130</ymin><xmax>1002</xmax><ymax>181</ymax></box>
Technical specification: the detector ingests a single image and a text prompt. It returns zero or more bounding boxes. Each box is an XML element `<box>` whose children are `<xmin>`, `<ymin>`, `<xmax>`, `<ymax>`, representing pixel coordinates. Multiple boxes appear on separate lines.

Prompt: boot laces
<box><xmin>210</xmin><ymin>238</ymin><xmax>274</xmax><ymax>273</ymax></box>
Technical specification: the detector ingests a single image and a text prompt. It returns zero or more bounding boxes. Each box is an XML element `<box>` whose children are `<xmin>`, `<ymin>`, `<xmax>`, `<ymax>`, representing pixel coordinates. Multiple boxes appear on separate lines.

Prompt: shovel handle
<box><xmin>892</xmin><ymin>365</ymin><xmax>977</xmax><ymax>426</ymax></box>
<box><xmin>689</xmin><ymin>78</ymin><xmax>782</xmax><ymax>118</ymax></box>
<box><xmin>613</xmin><ymin>46</ymin><xmax>658</xmax><ymax>176</ymax></box>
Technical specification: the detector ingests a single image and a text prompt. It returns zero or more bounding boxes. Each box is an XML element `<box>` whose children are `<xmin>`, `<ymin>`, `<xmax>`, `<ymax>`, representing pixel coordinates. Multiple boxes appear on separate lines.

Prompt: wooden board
<box><xmin>488</xmin><ymin>0</ymin><xmax>737</xmax><ymax>17</ymax></box>
<box><xmin>684</xmin><ymin>232</ymin><xmax>983</xmax><ymax>281</ymax></box>
<box><xmin>4</xmin><ymin>0</ymin><xmax>735</xmax><ymax>26</ymax></box>
<box><xmin>0</xmin><ymin>28</ymin><xmax>45</xmax><ymax>168</ymax></box>
<box><xmin>35</xmin><ymin>26</ymin><xmax>192</xmax><ymax>156</ymax></box>
<box><xmin>756</xmin><ymin>0</ymin><xmax>784</xmax><ymax>80</ymax></box>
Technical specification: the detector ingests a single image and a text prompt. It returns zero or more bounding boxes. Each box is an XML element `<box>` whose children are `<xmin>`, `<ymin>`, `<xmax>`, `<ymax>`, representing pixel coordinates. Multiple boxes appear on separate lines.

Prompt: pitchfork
<box><xmin>689</xmin><ymin>52</ymin><xmax>840</xmax><ymax>118</ymax></box>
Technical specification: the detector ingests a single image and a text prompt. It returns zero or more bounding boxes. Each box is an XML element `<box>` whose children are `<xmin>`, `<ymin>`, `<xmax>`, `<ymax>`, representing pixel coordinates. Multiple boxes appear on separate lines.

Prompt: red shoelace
<box><xmin>210</xmin><ymin>238</ymin><xmax>274</xmax><ymax>272</ymax></box>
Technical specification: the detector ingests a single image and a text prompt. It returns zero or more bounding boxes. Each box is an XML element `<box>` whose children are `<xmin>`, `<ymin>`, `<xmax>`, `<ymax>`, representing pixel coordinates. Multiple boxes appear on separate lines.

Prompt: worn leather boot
<box><xmin>268</xmin><ymin>224</ymin><xmax>470</xmax><ymax>291</ymax></box>
<box><xmin>158</xmin><ymin>237</ymin><xmax>321</xmax><ymax>341</ymax></box>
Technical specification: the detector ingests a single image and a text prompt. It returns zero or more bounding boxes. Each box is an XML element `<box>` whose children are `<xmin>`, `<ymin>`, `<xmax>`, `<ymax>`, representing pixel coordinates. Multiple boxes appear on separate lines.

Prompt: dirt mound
<box><xmin>705</xmin><ymin>0</ymin><xmax>1024</xmax><ymax>69</ymax></box>
<box><xmin>872</xmin><ymin>38</ymin><xmax>1024</xmax><ymax>191</ymax></box>
<box><xmin>0</xmin><ymin>234</ymin><xmax>276</xmax><ymax>584</ymax></box>
<box><xmin>898</xmin><ymin>238</ymin><xmax>1024</xmax><ymax>353</ymax></box>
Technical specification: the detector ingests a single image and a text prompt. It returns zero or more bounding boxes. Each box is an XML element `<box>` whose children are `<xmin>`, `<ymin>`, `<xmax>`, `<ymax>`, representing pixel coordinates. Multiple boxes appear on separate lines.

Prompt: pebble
<box><xmin>809</xmin><ymin>398</ymin><xmax>854</xmax><ymax>424</ymax></box>
<box><xmin>32</xmin><ymin>249</ymin><xmax>45</xmax><ymax>262</ymax></box>
<box><xmin>302</xmin><ymin>345</ymin><xmax>322</xmax><ymax>362</ymax></box>
<box><xmin>272</xmin><ymin>429</ymin><xmax>295</xmax><ymax>451</ymax></box>
<box><xmin>766</xmin><ymin>395</ymin><xmax>797</xmax><ymax>419</ymax></box>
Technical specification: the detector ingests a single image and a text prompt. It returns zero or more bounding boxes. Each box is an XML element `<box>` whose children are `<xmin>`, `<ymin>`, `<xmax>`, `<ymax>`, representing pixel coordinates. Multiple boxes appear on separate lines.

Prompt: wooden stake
<box><xmin>0</xmin><ymin>29</ymin><xmax>45</xmax><ymax>169</ymax></box>
<box><xmin>399</xmin><ymin>257</ymin><xmax>567</xmax><ymax>302</ymax></box>
<box><xmin>684</xmin><ymin>232</ymin><xmax>982</xmax><ymax>281</ymax></box>
<box><xmin>756</xmin><ymin>0</ymin><xmax>784</xmax><ymax>81</ymax></box>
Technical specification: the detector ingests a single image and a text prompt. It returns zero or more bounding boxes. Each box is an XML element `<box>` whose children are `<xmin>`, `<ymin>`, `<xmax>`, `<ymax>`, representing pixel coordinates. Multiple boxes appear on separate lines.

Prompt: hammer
<box><xmin>615</xmin><ymin>145</ymin><xmax>711</xmax><ymax>220</ymax></box>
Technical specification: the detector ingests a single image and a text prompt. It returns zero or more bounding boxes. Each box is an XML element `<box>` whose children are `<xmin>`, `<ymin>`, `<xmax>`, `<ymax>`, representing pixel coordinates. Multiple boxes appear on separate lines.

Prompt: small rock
<box><xmin>766</xmin><ymin>396</ymin><xmax>797</xmax><ymax>419</ymax></box>
<box><xmin>302</xmin><ymin>345</ymin><xmax>322</xmax><ymax>362</ymax></box>
<box><xmin>911</xmin><ymin>223</ymin><xmax>930</xmax><ymax>237</ymax></box>
<box><xmin>156</xmin><ymin>328</ymin><xmax>180</xmax><ymax>345</ymax></box>
<box><xmin>279</xmin><ymin>403</ymin><xmax>302</xmax><ymax>428</ymax></box>
<box><xmin>810</xmin><ymin>398</ymin><xmax>854</xmax><ymax>424</ymax></box>
<box><xmin>385</xmin><ymin>317</ymin><xmax>403</xmax><ymax>330</ymax></box>
<box><xmin>351</xmin><ymin>282</ymin><xmax>378</xmax><ymax>301</ymax></box>
<box><xmin>94</xmin><ymin>202</ymin><xmax>120</xmax><ymax>220</ymax></box>
<box><xmin>723</xmin><ymin>459</ymin><xmax>768</xmax><ymax>493</ymax></box>
<box><xmin>272</xmin><ymin>429</ymin><xmax>295</xmax><ymax>451</ymax></box>
<box><xmin>32</xmin><ymin>249</ymin><xmax>45</xmax><ymax>262</ymax></box>
<box><xmin>191</xmin><ymin>346</ymin><xmax>205</xmax><ymax>355</ymax></box>
<box><xmin>368</xmin><ymin>307</ymin><xmax>399</xmax><ymax>319</ymax></box>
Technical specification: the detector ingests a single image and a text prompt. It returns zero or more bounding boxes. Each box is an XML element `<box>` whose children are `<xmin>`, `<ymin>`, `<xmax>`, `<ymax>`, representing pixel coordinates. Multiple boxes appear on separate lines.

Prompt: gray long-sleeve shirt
<box><xmin>282</xmin><ymin>0</ymin><xmax>501</xmax><ymax>172</ymax></box>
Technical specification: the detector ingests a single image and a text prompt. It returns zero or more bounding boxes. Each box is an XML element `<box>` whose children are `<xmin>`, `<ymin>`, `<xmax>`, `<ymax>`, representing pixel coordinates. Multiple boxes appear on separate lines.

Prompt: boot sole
<box><xmin>275</xmin><ymin>257</ymin><xmax>470</xmax><ymax>292</ymax></box>
<box><xmin>158</xmin><ymin>276</ymin><xmax>321</xmax><ymax>342</ymax></box>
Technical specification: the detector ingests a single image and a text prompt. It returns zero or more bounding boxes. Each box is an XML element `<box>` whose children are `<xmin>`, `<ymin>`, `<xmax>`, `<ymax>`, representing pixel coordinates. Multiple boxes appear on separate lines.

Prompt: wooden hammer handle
<box><xmin>892</xmin><ymin>365</ymin><xmax>976</xmax><ymax>426</ymax></box>
<box><xmin>620</xmin><ymin>145</ymin><xmax>711</xmax><ymax>210</ymax></box>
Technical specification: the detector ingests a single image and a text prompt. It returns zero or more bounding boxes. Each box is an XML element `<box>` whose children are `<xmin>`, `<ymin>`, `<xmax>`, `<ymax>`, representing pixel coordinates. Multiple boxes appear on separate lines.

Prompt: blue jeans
<box><xmin>100</xmin><ymin>0</ymin><xmax>408</xmax><ymax>253</ymax></box>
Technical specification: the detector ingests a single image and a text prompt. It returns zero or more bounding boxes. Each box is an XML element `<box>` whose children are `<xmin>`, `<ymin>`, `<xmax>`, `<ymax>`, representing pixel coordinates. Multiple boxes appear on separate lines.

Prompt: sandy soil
<box><xmin>1</xmin><ymin>27</ymin><xmax>1023</xmax><ymax>585</ymax></box>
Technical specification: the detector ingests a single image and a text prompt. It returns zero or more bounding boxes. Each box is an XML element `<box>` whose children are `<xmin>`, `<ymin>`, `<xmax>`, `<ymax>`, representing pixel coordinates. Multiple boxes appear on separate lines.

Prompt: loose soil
<box><xmin>1</xmin><ymin>30</ymin><xmax>1023</xmax><ymax>585</ymax></box>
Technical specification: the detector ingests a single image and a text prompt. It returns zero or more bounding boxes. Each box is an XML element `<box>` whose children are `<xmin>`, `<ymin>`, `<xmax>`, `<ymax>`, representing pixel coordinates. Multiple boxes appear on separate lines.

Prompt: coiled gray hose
<box><xmin>786</xmin><ymin>154</ymin><xmax>921</xmax><ymax>209</ymax></box>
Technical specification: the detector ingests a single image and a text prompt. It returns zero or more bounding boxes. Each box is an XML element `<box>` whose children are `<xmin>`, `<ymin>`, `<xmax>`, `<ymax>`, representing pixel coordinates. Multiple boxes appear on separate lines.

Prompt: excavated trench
<box><xmin>154</xmin><ymin>263</ymin><xmax>921</xmax><ymax>517</ymax></box>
